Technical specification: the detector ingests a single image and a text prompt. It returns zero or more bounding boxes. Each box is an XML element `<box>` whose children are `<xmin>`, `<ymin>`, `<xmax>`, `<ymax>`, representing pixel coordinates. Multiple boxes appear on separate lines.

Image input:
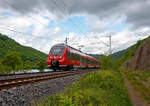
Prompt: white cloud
<box><xmin>86</xmin><ymin>15</ymin><xmax>109</xmax><ymax>32</ymax></box>
<box><xmin>54</xmin><ymin>27</ymin><xmax>61</xmax><ymax>34</ymax></box>
<box><xmin>0</xmin><ymin>6</ymin><xmax>150</xmax><ymax>55</ymax></box>
<box><xmin>62</xmin><ymin>28</ymin><xmax>150</xmax><ymax>54</ymax></box>
<box><xmin>111</xmin><ymin>28</ymin><xmax>150</xmax><ymax>53</ymax></box>
<box><xmin>0</xmin><ymin>10</ymin><xmax>63</xmax><ymax>54</ymax></box>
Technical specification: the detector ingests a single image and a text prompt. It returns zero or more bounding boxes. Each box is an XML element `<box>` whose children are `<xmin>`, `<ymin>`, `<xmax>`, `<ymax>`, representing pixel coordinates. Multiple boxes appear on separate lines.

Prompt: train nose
<box><xmin>51</xmin><ymin>60</ymin><xmax>59</xmax><ymax>67</ymax></box>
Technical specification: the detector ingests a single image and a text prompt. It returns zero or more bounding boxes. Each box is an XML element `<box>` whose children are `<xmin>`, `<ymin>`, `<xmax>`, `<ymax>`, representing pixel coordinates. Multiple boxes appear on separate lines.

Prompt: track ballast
<box><xmin>0</xmin><ymin>70</ymin><xmax>93</xmax><ymax>91</ymax></box>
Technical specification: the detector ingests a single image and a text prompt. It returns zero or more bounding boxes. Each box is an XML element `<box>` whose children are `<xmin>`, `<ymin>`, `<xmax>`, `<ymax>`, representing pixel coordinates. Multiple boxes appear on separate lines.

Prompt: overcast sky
<box><xmin>0</xmin><ymin>0</ymin><xmax>150</xmax><ymax>54</ymax></box>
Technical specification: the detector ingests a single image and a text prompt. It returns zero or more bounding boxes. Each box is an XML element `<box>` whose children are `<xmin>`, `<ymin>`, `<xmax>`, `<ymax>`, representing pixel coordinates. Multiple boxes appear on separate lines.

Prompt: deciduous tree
<box><xmin>2</xmin><ymin>52</ymin><xmax>23</xmax><ymax>74</ymax></box>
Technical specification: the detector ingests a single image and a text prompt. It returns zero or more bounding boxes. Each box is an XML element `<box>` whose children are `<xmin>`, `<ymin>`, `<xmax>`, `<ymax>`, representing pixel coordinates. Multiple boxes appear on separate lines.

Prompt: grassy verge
<box><xmin>122</xmin><ymin>68</ymin><xmax>150</xmax><ymax>104</ymax></box>
<box><xmin>37</xmin><ymin>70</ymin><xmax>132</xmax><ymax>106</ymax></box>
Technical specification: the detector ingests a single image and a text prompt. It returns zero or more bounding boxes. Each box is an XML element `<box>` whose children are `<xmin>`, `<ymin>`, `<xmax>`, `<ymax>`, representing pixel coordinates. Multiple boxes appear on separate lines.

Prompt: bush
<box><xmin>23</xmin><ymin>64</ymin><xmax>32</xmax><ymax>70</ymax></box>
<box><xmin>0</xmin><ymin>62</ymin><xmax>12</xmax><ymax>75</ymax></box>
<box><xmin>2</xmin><ymin>51</ymin><xmax>23</xmax><ymax>74</ymax></box>
<box><xmin>37</xmin><ymin>61</ymin><xmax>46</xmax><ymax>72</ymax></box>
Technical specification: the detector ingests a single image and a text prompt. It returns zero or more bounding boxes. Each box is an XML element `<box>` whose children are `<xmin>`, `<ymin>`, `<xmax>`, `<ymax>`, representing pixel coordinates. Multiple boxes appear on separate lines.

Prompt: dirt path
<box><xmin>124</xmin><ymin>78</ymin><xmax>150</xmax><ymax>106</ymax></box>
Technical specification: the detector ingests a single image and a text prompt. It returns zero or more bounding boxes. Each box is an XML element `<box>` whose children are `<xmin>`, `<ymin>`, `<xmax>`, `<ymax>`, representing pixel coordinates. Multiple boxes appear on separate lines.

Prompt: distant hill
<box><xmin>88</xmin><ymin>54</ymin><xmax>103</xmax><ymax>59</ymax></box>
<box><xmin>111</xmin><ymin>49</ymin><xmax>128</xmax><ymax>60</ymax></box>
<box><xmin>0</xmin><ymin>33</ymin><xmax>48</xmax><ymax>63</ymax></box>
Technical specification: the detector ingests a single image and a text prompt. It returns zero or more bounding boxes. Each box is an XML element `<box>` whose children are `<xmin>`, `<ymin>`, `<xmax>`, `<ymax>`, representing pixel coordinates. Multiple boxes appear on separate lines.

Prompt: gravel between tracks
<box><xmin>0</xmin><ymin>73</ymin><xmax>85</xmax><ymax>106</ymax></box>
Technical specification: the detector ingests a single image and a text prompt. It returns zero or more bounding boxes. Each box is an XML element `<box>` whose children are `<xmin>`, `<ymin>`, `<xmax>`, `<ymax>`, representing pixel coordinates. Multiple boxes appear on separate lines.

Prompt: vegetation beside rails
<box><xmin>100</xmin><ymin>55</ymin><xmax>120</xmax><ymax>70</ymax></box>
<box><xmin>0</xmin><ymin>33</ymin><xmax>47</xmax><ymax>63</ymax></box>
<box><xmin>37</xmin><ymin>70</ymin><xmax>132</xmax><ymax>106</ymax></box>
<box><xmin>0</xmin><ymin>52</ymin><xmax>47</xmax><ymax>75</ymax></box>
<box><xmin>0</xmin><ymin>33</ymin><xmax>48</xmax><ymax>75</ymax></box>
<box><xmin>121</xmin><ymin>68</ymin><xmax>150</xmax><ymax>104</ymax></box>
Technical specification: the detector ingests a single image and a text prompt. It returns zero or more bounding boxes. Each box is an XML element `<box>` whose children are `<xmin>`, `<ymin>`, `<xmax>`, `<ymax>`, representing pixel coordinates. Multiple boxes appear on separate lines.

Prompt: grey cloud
<box><xmin>0</xmin><ymin>0</ymin><xmax>40</xmax><ymax>14</ymax></box>
<box><xmin>0</xmin><ymin>0</ymin><xmax>150</xmax><ymax>29</ymax></box>
<box><xmin>125</xmin><ymin>0</ymin><xmax>150</xmax><ymax>28</ymax></box>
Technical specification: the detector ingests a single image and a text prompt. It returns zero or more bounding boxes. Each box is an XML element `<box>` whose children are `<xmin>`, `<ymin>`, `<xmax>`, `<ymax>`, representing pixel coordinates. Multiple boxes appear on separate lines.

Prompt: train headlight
<box><xmin>59</xmin><ymin>56</ymin><xmax>62</xmax><ymax>58</ymax></box>
<box><xmin>50</xmin><ymin>56</ymin><xmax>52</xmax><ymax>58</ymax></box>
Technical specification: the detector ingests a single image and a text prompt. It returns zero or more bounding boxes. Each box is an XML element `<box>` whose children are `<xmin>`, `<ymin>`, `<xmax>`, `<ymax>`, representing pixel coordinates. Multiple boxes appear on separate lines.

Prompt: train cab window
<box><xmin>50</xmin><ymin>46</ymin><xmax>65</xmax><ymax>56</ymax></box>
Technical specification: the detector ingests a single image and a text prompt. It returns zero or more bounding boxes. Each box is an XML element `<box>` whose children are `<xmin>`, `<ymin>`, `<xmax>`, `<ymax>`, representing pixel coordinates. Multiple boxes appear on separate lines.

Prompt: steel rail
<box><xmin>0</xmin><ymin>71</ymin><xmax>90</xmax><ymax>91</ymax></box>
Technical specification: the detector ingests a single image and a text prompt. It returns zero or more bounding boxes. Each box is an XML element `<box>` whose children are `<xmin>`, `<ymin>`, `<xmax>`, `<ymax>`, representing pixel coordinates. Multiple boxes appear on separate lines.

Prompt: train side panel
<box><xmin>47</xmin><ymin>44</ymin><xmax>100</xmax><ymax>70</ymax></box>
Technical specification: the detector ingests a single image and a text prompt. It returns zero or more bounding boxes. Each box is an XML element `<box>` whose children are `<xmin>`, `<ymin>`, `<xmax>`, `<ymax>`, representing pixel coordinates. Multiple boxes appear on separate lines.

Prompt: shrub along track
<box><xmin>0</xmin><ymin>70</ymin><xmax>94</xmax><ymax>91</ymax></box>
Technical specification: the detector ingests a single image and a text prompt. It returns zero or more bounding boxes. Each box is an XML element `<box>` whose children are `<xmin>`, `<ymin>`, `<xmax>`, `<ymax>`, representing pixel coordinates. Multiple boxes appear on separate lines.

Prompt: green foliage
<box><xmin>22</xmin><ymin>63</ymin><xmax>32</xmax><ymax>70</ymax></box>
<box><xmin>111</xmin><ymin>36</ymin><xmax>150</xmax><ymax>66</ymax></box>
<box><xmin>39</xmin><ymin>70</ymin><xmax>132</xmax><ymax>106</ymax></box>
<box><xmin>2</xmin><ymin>52</ymin><xmax>23</xmax><ymax>74</ymax></box>
<box><xmin>37</xmin><ymin>61</ymin><xmax>46</xmax><ymax>72</ymax></box>
<box><xmin>0</xmin><ymin>58</ymin><xmax>13</xmax><ymax>74</ymax></box>
<box><xmin>88</xmin><ymin>54</ymin><xmax>103</xmax><ymax>59</ymax></box>
<box><xmin>100</xmin><ymin>55</ymin><xmax>119</xmax><ymax>70</ymax></box>
<box><xmin>131</xmin><ymin>71</ymin><xmax>150</xmax><ymax>82</ymax></box>
<box><xmin>0</xmin><ymin>33</ymin><xmax>48</xmax><ymax>65</ymax></box>
<box><xmin>0</xmin><ymin>33</ymin><xmax>48</xmax><ymax>73</ymax></box>
<box><xmin>0</xmin><ymin>62</ymin><xmax>10</xmax><ymax>74</ymax></box>
<box><xmin>111</xmin><ymin>49</ymin><xmax>128</xmax><ymax>60</ymax></box>
<box><xmin>116</xmin><ymin>39</ymin><xmax>145</xmax><ymax>66</ymax></box>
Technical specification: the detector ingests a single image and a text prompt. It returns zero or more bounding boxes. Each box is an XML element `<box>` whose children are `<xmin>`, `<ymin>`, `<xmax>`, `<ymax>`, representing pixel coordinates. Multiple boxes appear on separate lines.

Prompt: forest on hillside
<box><xmin>0</xmin><ymin>33</ymin><xmax>48</xmax><ymax>74</ymax></box>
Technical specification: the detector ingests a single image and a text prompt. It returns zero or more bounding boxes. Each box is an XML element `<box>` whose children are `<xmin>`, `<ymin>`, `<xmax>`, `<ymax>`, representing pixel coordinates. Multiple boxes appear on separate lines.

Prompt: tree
<box><xmin>100</xmin><ymin>55</ymin><xmax>119</xmax><ymax>70</ymax></box>
<box><xmin>2</xmin><ymin>52</ymin><xmax>23</xmax><ymax>74</ymax></box>
<box><xmin>37</xmin><ymin>61</ymin><xmax>46</xmax><ymax>72</ymax></box>
<box><xmin>0</xmin><ymin>62</ymin><xmax>5</xmax><ymax>74</ymax></box>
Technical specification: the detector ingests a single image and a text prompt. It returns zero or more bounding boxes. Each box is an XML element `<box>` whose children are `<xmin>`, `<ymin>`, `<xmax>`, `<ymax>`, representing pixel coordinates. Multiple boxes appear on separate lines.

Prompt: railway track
<box><xmin>0</xmin><ymin>70</ymin><xmax>54</xmax><ymax>77</ymax></box>
<box><xmin>0</xmin><ymin>70</ymin><xmax>91</xmax><ymax>91</ymax></box>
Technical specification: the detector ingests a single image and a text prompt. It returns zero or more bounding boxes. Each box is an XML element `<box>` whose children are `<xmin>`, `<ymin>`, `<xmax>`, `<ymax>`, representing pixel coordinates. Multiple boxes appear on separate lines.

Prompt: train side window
<box><xmin>67</xmin><ymin>49</ymin><xmax>72</xmax><ymax>59</ymax></box>
<box><xmin>78</xmin><ymin>54</ymin><xmax>80</xmax><ymax>60</ymax></box>
<box><xmin>72</xmin><ymin>53</ymin><xmax>75</xmax><ymax>60</ymax></box>
<box><xmin>70</xmin><ymin>52</ymin><xmax>72</xmax><ymax>59</ymax></box>
<box><xmin>67</xmin><ymin>50</ymin><xmax>70</xmax><ymax>59</ymax></box>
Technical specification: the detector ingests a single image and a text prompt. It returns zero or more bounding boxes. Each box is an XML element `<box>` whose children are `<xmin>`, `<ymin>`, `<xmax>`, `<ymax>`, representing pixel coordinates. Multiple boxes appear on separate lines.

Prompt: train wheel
<box><xmin>53</xmin><ymin>69</ymin><xmax>56</xmax><ymax>71</ymax></box>
<box><xmin>64</xmin><ymin>68</ymin><xmax>69</xmax><ymax>71</ymax></box>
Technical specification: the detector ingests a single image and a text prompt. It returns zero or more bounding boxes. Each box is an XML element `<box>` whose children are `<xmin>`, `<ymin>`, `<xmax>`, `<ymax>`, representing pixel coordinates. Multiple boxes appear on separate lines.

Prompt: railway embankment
<box><xmin>118</xmin><ymin>36</ymin><xmax>150</xmax><ymax>105</ymax></box>
<box><xmin>124</xmin><ymin>36</ymin><xmax>150</xmax><ymax>71</ymax></box>
<box><xmin>38</xmin><ymin>70</ymin><xmax>132</xmax><ymax>106</ymax></box>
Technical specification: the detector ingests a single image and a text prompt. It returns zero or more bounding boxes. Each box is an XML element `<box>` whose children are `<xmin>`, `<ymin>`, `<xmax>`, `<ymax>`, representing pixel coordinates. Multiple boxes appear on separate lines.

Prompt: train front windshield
<box><xmin>50</xmin><ymin>46</ymin><xmax>65</xmax><ymax>56</ymax></box>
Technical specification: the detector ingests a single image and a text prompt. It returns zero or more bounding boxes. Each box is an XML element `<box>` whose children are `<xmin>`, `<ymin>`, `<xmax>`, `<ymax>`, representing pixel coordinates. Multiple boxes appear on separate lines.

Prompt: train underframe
<box><xmin>49</xmin><ymin>60</ymin><xmax>99</xmax><ymax>71</ymax></box>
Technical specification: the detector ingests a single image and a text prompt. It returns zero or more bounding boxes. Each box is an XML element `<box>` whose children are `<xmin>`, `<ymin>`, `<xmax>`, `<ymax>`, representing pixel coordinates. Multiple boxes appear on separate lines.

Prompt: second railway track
<box><xmin>0</xmin><ymin>70</ymin><xmax>91</xmax><ymax>91</ymax></box>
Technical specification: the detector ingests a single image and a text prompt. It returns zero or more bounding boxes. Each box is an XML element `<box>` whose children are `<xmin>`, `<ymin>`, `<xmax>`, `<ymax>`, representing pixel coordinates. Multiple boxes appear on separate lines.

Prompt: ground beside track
<box><xmin>121</xmin><ymin>68</ymin><xmax>150</xmax><ymax>106</ymax></box>
<box><xmin>0</xmin><ymin>73</ymin><xmax>85</xmax><ymax>106</ymax></box>
<box><xmin>38</xmin><ymin>70</ymin><xmax>132</xmax><ymax>106</ymax></box>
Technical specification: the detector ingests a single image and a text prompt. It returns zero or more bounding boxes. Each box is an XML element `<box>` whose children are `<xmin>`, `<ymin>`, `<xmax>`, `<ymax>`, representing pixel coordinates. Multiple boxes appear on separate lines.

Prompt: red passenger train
<box><xmin>47</xmin><ymin>43</ymin><xmax>100</xmax><ymax>70</ymax></box>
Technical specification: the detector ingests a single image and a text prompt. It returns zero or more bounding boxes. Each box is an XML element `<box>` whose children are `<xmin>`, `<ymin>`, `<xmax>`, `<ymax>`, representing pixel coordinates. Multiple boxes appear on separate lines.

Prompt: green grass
<box><xmin>37</xmin><ymin>70</ymin><xmax>132</xmax><ymax>106</ymax></box>
<box><xmin>130</xmin><ymin>70</ymin><xmax>150</xmax><ymax>82</ymax></box>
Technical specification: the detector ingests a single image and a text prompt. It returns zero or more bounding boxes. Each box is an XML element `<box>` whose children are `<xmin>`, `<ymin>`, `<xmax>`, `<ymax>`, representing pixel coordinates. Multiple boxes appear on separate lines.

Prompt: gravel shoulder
<box><xmin>0</xmin><ymin>74</ymin><xmax>85</xmax><ymax>106</ymax></box>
